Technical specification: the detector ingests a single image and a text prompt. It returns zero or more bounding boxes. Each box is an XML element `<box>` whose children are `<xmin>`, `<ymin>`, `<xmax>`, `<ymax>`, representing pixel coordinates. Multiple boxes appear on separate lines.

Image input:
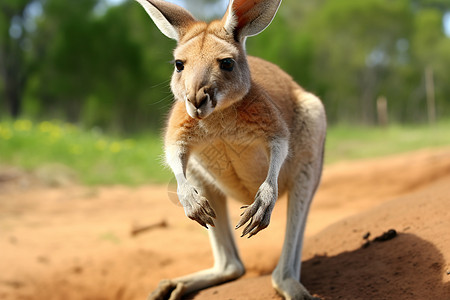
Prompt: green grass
<box><xmin>325</xmin><ymin>120</ymin><xmax>450</xmax><ymax>164</ymax></box>
<box><xmin>0</xmin><ymin>119</ymin><xmax>172</xmax><ymax>185</ymax></box>
<box><xmin>1</xmin><ymin>119</ymin><xmax>449</xmax><ymax>185</ymax></box>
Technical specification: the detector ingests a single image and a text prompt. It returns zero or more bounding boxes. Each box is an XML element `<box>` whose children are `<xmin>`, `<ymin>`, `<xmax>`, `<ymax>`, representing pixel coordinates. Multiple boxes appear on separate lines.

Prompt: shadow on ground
<box><xmin>302</xmin><ymin>233</ymin><xmax>450</xmax><ymax>300</ymax></box>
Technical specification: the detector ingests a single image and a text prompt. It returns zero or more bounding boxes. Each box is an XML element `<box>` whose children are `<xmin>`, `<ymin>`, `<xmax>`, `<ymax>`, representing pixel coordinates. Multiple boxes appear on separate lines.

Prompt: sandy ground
<box><xmin>1</xmin><ymin>147</ymin><xmax>450</xmax><ymax>300</ymax></box>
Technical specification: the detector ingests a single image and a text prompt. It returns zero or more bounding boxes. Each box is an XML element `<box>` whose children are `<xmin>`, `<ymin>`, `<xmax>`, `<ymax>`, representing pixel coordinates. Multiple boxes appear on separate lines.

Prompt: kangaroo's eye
<box><xmin>219</xmin><ymin>58</ymin><xmax>235</xmax><ymax>71</ymax></box>
<box><xmin>175</xmin><ymin>60</ymin><xmax>184</xmax><ymax>72</ymax></box>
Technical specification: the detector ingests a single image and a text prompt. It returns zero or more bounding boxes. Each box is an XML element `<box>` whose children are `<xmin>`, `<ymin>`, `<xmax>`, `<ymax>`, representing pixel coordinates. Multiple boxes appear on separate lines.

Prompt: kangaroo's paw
<box><xmin>148</xmin><ymin>279</ymin><xmax>185</xmax><ymax>300</ymax></box>
<box><xmin>178</xmin><ymin>182</ymin><xmax>216</xmax><ymax>228</ymax></box>
<box><xmin>235</xmin><ymin>182</ymin><xmax>276</xmax><ymax>238</ymax></box>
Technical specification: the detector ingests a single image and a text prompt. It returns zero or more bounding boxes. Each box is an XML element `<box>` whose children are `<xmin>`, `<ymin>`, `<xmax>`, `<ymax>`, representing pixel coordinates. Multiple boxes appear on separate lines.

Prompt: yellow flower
<box><xmin>39</xmin><ymin>121</ymin><xmax>62</xmax><ymax>140</ymax></box>
<box><xmin>13</xmin><ymin>119</ymin><xmax>32</xmax><ymax>131</ymax></box>
<box><xmin>39</xmin><ymin>121</ymin><xmax>53</xmax><ymax>133</ymax></box>
<box><xmin>0</xmin><ymin>127</ymin><xmax>12</xmax><ymax>140</ymax></box>
<box><xmin>50</xmin><ymin>127</ymin><xmax>61</xmax><ymax>139</ymax></box>
<box><xmin>109</xmin><ymin>142</ymin><xmax>121</xmax><ymax>153</ymax></box>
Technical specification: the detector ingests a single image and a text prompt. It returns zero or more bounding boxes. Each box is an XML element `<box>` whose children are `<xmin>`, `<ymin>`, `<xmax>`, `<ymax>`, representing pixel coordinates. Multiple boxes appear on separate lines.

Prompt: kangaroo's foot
<box><xmin>272</xmin><ymin>271</ymin><xmax>321</xmax><ymax>300</ymax></box>
<box><xmin>148</xmin><ymin>280</ymin><xmax>184</xmax><ymax>300</ymax></box>
<box><xmin>148</xmin><ymin>264</ymin><xmax>244</xmax><ymax>300</ymax></box>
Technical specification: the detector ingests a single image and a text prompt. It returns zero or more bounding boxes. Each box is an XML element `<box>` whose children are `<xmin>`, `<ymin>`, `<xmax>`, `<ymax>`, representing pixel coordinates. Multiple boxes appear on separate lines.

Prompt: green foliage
<box><xmin>0</xmin><ymin>0</ymin><xmax>32</xmax><ymax>116</ymax></box>
<box><xmin>1</xmin><ymin>0</ymin><xmax>450</xmax><ymax>132</ymax></box>
<box><xmin>247</xmin><ymin>0</ymin><xmax>450</xmax><ymax>124</ymax></box>
<box><xmin>23</xmin><ymin>1</ymin><xmax>174</xmax><ymax>132</ymax></box>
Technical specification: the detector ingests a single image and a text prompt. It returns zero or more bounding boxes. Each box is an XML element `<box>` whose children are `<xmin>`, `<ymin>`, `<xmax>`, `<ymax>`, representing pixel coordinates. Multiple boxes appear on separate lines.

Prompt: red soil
<box><xmin>1</xmin><ymin>148</ymin><xmax>449</xmax><ymax>300</ymax></box>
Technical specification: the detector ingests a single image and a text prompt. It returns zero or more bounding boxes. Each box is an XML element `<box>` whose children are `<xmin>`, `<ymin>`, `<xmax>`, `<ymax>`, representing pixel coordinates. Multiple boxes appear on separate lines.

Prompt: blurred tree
<box><xmin>2</xmin><ymin>0</ymin><xmax>449</xmax><ymax>131</ymax></box>
<box><xmin>26</xmin><ymin>0</ymin><xmax>174</xmax><ymax>132</ymax></box>
<box><xmin>0</xmin><ymin>0</ymin><xmax>32</xmax><ymax>117</ymax></box>
<box><xmin>309</xmin><ymin>0</ymin><xmax>413</xmax><ymax>124</ymax></box>
<box><xmin>249</xmin><ymin>0</ymin><xmax>450</xmax><ymax>124</ymax></box>
<box><xmin>411</xmin><ymin>8</ymin><xmax>450</xmax><ymax>120</ymax></box>
<box><xmin>28</xmin><ymin>0</ymin><xmax>99</xmax><ymax>121</ymax></box>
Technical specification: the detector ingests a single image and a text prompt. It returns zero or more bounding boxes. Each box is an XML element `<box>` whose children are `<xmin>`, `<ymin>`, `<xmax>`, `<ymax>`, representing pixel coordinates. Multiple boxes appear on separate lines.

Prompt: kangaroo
<box><xmin>134</xmin><ymin>0</ymin><xmax>326</xmax><ymax>299</ymax></box>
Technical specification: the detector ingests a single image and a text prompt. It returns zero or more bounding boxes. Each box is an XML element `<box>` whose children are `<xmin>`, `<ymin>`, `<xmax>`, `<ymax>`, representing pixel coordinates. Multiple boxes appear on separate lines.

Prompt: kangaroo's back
<box><xmin>248</xmin><ymin>56</ymin><xmax>304</xmax><ymax>129</ymax></box>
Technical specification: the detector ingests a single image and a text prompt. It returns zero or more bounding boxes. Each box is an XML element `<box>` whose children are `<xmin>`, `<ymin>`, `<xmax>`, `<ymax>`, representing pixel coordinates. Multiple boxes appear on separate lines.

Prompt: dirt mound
<box><xmin>302</xmin><ymin>176</ymin><xmax>450</xmax><ymax>299</ymax></box>
<box><xmin>194</xmin><ymin>174</ymin><xmax>450</xmax><ymax>299</ymax></box>
<box><xmin>1</xmin><ymin>148</ymin><xmax>450</xmax><ymax>300</ymax></box>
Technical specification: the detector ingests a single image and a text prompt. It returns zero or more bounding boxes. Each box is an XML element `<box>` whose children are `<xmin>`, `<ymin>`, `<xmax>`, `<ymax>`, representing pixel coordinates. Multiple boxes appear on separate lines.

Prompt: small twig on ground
<box><xmin>131</xmin><ymin>220</ymin><xmax>168</xmax><ymax>237</ymax></box>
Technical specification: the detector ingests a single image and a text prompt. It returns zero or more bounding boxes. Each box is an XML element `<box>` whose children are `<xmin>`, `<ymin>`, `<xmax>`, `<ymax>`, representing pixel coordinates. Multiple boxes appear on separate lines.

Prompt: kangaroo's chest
<box><xmin>189</xmin><ymin>138</ymin><xmax>269</xmax><ymax>203</ymax></box>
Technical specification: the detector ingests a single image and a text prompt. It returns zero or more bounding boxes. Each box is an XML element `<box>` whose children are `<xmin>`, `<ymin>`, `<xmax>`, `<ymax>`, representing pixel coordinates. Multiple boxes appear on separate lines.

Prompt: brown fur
<box><xmin>134</xmin><ymin>1</ymin><xmax>326</xmax><ymax>299</ymax></box>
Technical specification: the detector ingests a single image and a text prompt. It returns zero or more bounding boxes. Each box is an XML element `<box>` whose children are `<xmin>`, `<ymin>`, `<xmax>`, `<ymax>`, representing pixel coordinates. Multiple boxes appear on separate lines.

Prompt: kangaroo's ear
<box><xmin>222</xmin><ymin>0</ymin><xmax>282</xmax><ymax>42</ymax></box>
<box><xmin>135</xmin><ymin>0</ymin><xmax>196</xmax><ymax>41</ymax></box>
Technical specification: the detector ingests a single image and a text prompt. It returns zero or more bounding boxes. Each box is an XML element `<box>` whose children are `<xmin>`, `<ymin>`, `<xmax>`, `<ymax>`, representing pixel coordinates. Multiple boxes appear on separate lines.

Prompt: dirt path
<box><xmin>1</xmin><ymin>147</ymin><xmax>450</xmax><ymax>300</ymax></box>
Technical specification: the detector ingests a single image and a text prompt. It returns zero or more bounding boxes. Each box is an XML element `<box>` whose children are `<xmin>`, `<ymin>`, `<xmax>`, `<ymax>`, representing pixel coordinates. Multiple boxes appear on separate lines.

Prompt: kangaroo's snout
<box><xmin>187</xmin><ymin>87</ymin><xmax>212</xmax><ymax>109</ymax></box>
<box><xmin>185</xmin><ymin>86</ymin><xmax>215</xmax><ymax>120</ymax></box>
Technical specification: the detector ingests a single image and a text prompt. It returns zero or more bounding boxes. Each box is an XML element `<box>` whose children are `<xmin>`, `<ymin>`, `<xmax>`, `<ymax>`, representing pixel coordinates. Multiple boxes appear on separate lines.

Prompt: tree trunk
<box><xmin>0</xmin><ymin>2</ymin><xmax>29</xmax><ymax>118</ymax></box>
<box><xmin>425</xmin><ymin>66</ymin><xmax>436</xmax><ymax>124</ymax></box>
<box><xmin>4</xmin><ymin>75</ymin><xmax>22</xmax><ymax>118</ymax></box>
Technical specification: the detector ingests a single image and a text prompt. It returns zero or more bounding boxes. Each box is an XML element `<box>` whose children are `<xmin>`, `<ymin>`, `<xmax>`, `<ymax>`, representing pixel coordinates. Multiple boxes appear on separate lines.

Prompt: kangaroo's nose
<box><xmin>188</xmin><ymin>87</ymin><xmax>210</xmax><ymax>109</ymax></box>
<box><xmin>195</xmin><ymin>93</ymin><xmax>209</xmax><ymax>109</ymax></box>
<box><xmin>185</xmin><ymin>86</ymin><xmax>216</xmax><ymax>119</ymax></box>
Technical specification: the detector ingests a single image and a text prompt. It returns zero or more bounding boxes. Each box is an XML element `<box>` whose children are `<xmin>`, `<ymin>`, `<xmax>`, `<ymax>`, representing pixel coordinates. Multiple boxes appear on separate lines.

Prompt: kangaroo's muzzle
<box><xmin>185</xmin><ymin>86</ymin><xmax>215</xmax><ymax>119</ymax></box>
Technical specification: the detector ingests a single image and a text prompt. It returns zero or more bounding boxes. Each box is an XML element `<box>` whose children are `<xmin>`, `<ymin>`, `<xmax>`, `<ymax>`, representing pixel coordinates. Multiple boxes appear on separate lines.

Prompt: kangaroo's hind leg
<box><xmin>148</xmin><ymin>179</ymin><xmax>245</xmax><ymax>300</ymax></box>
<box><xmin>272</xmin><ymin>154</ymin><xmax>324</xmax><ymax>300</ymax></box>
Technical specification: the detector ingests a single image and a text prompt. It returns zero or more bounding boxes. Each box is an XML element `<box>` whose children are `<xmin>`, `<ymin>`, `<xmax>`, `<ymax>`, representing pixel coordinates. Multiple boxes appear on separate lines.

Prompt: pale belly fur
<box><xmin>188</xmin><ymin>139</ymin><xmax>270</xmax><ymax>204</ymax></box>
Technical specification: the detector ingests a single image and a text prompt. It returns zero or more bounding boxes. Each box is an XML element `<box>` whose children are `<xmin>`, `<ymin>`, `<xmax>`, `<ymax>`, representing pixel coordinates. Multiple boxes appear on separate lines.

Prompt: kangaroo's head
<box><xmin>135</xmin><ymin>0</ymin><xmax>281</xmax><ymax>119</ymax></box>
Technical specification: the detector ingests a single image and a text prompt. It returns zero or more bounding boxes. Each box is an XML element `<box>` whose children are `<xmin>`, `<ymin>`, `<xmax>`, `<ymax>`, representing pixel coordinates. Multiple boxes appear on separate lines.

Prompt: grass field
<box><xmin>325</xmin><ymin>121</ymin><xmax>450</xmax><ymax>163</ymax></box>
<box><xmin>0</xmin><ymin>119</ymin><xmax>172</xmax><ymax>185</ymax></box>
<box><xmin>1</xmin><ymin>119</ymin><xmax>449</xmax><ymax>185</ymax></box>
